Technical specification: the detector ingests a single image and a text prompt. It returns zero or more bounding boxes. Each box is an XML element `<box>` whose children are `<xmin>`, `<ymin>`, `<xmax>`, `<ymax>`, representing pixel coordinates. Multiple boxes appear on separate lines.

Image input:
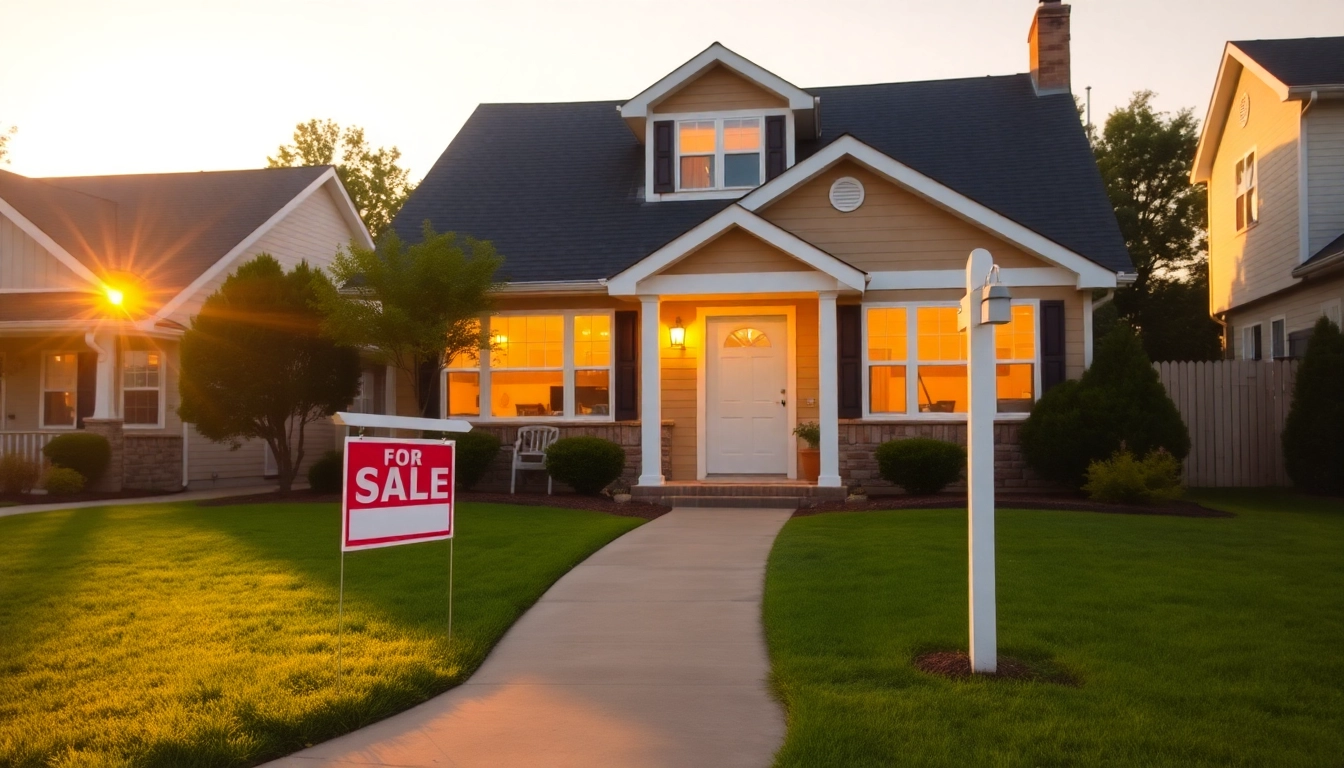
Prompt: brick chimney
<box><xmin>1028</xmin><ymin>0</ymin><xmax>1071</xmax><ymax>95</ymax></box>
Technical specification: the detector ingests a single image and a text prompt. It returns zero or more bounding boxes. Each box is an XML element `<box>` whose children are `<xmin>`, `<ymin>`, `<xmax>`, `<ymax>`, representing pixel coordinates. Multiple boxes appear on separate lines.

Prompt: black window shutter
<box><xmin>1040</xmin><ymin>300</ymin><xmax>1066</xmax><ymax>393</ymax></box>
<box><xmin>653</xmin><ymin>121</ymin><xmax>674</xmax><ymax>194</ymax></box>
<box><xmin>837</xmin><ymin>305</ymin><xmax>862</xmax><ymax>419</ymax></box>
<box><xmin>76</xmin><ymin>352</ymin><xmax>97</xmax><ymax>429</ymax></box>
<box><xmin>615</xmin><ymin>311</ymin><xmax>639</xmax><ymax>421</ymax></box>
<box><xmin>765</xmin><ymin>115</ymin><xmax>786</xmax><ymax>181</ymax></box>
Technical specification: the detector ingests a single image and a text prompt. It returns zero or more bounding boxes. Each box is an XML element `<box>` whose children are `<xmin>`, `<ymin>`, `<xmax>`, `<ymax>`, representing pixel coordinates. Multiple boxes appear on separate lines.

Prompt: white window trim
<box><xmin>859</xmin><ymin>300</ymin><xmax>1042</xmax><ymax>422</ymax></box>
<box><xmin>121</xmin><ymin>339</ymin><xmax>166</xmax><ymax>430</ymax></box>
<box><xmin>644</xmin><ymin>108</ymin><xmax>794</xmax><ymax>203</ymax></box>
<box><xmin>1241</xmin><ymin>321</ymin><xmax>1263</xmax><ymax>361</ymax></box>
<box><xmin>1269</xmin><ymin>315</ymin><xmax>1287</xmax><ymax>361</ymax></box>
<box><xmin>39</xmin><ymin>349</ymin><xmax>80</xmax><ymax>430</ymax></box>
<box><xmin>675</xmin><ymin>116</ymin><xmax>765</xmax><ymax>192</ymax></box>
<box><xmin>1234</xmin><ymin>146</ymin><xmax>1258</xmax><ymax>234</ymax></box>
<box><xmin>445</xmin><ymin>310</ymin><xmax>616</xmax><ymax>423</ymax></box>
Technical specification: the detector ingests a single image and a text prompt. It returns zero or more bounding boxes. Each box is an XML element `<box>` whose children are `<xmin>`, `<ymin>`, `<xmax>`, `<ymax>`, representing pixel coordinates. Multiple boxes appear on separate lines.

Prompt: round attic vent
<box><xmin>1238</xmin><ymin>93</ymin><xmax>1251</xmax><ymax>128</ymax></box>
<box><xmin>829</xmin><ymin>177</ymin><xmax>865</xmax><ymax>212</ymax></box>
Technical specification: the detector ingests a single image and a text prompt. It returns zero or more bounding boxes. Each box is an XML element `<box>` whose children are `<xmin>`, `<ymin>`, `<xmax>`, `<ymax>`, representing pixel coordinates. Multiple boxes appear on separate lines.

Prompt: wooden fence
<box><xmin>1154</xmin><ymin>360</ymin><xmax>1298</xmax><ymax>487</ymax></box>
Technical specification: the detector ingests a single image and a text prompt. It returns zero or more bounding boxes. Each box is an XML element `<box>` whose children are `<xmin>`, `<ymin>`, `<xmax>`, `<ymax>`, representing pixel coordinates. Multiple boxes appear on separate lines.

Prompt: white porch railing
<box><xmin>0</xmin><ymin>432</ymin><xmax>59</xmax><ymax>465</ymax></box>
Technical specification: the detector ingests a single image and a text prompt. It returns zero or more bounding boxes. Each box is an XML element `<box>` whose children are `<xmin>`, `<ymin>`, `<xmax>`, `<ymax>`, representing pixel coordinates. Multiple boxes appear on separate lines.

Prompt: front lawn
<box><xmin>764</xmin><ymin>490</ymin><xmax>1344</xmax><ymax>766</ymax></box>
<box><xmin>0</xmin><ymin>500</ymin><xmax>642</xmax><ymax>767</ymax></box>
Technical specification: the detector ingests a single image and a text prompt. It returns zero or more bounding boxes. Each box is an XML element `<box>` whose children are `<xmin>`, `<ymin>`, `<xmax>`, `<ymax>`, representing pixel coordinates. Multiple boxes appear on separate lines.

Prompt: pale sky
<box><xmin>3</xmin><ymin>0</ymin><xmax>1343</xmax><ymax>181</ymax></box>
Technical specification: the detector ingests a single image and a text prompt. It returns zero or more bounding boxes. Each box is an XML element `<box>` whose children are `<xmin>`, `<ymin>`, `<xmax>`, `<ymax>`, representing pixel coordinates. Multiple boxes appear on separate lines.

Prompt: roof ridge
<box><xmin>36</xmin><ymin>165</ymin><xmax>332</xmax><ymax>183</ymax></box>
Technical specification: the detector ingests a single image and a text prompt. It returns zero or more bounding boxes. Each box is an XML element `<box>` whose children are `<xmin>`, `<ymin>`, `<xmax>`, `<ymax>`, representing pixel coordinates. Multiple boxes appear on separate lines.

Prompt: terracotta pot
<box><xmin>798</xmin><ymin>448</ymin><xmax>820</xmax><ymax>482</ymax></box>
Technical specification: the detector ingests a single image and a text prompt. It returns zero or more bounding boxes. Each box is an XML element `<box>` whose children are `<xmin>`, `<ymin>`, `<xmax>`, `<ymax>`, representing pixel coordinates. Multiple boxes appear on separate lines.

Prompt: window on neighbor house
<box><xmin>1323</xmin><ymin>299</ymin><xmax>1342</xmax><ymax>330</ymax></box>
<box><xmin>1270</xmin><ymin>318</ymin><xmax>1286</xmax><ymax>360</ymax></box>
<box><xmin>1235</xmin><ymin>151</ymin><xmax>1257</xmax><ymax>232</ymax></box>
<box><xmin>1242</xmin><ymin>323</ymin><xmax>1263</xmax><ymax>361</ymax></box>
<box><xmin>864</xmin><ymin>304</ymin><xmax>1038</xmax><ymax>417</ymax></box>
<box><xmin>122</xmin><ymin>346</ymin><xmax>162</xmax><ymax>426</ymax></box>
<box><xmin>677</xmin><ymin>117</ymin><xmax>762</xmax><ymax>190</ymax></box>
<box><xmin>43</xmin><ymin>353</ymin><xmax>77</xmax><ymax>427</ymax></box>
<box><xmin>444</xmin><ymin>313</ymin><xmax>613</xmax><ymax>419</ymax></box>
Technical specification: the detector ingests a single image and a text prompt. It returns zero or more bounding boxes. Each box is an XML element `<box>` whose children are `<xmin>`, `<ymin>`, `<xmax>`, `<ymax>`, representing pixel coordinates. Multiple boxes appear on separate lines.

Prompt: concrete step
<box><xmin>632</xmin><ymin>484</ymin><xmax>845</xmax><ymax>499</ymax></box>
<box><xmin>653</xmin><ymin>496</ymin><xmax>806</xmax><ymax>509</ymax></box>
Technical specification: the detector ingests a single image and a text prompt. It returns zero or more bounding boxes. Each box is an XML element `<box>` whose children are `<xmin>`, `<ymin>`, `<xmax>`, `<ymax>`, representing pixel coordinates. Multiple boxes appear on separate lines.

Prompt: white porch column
<box><xmin>638</xmin><ymin>295</ymin><xmax>664</xmax><ymax>486</ymax></box>
<box><xmin>963</xmin><ymin>248</ymin><xmax>998</xmax><ymax>673</ymax></box>
<box><xmin>817</xmin><ymin>291</ymin><xmax>842</xmax><ymax>487</ymax></box>
<box><xmin>85</xmin><ymin>331</ymin><xmax>117</xmax><ymax>419</ymax></box>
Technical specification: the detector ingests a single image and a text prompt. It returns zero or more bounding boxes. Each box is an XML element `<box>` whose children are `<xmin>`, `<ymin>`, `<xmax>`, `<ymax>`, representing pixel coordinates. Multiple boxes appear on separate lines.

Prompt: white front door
<box><xmin>706</xmin><ymin>316</ymin><xmax>789</xmax><ymax>475</ymax></box>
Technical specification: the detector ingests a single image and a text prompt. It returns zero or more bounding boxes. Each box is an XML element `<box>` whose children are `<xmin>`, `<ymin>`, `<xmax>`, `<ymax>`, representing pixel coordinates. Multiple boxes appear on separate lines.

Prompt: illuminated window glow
<box><xmin>43</xmin><ymin>353</ymin><xmax>78</xmax><ymax>427</ymax></box>
<box><xmin>676</xmin><ymin>117</ymin><xmax>763</xmax><ymax>191</ymax></box>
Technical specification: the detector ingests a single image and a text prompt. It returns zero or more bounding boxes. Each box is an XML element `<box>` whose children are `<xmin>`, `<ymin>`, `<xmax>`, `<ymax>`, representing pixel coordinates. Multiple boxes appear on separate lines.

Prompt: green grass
<box><xmin>0</xmin><ymin>500</ymin><xmax>642</xmax><ymax>767</ymax></box>
<box><xmin>764</xmin><ymin>490</ymin><xmax>1344</xmax><ymax>767</ymax></box>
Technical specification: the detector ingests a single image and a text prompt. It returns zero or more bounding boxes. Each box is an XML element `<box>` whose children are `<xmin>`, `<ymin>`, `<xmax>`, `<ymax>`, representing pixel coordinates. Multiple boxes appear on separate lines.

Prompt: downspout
<box><xmin>1212</xmin><ymin>313</ymin><xmax>1231</xmax><ymax>359</ymax></box>
<box><xmin>1302</xmin><ymin>89</ymin><xmax>1319</xmax><ymax>116</ymax></box>
<box><xmin>83</xmin><ymin>331</ymin><xmax>112</xmax><ymax>419</ymax></box>
<box><xmin>1092</xmin><ymin>289</ymin><xmax>1115</xmax><ymax>311</ymax></box>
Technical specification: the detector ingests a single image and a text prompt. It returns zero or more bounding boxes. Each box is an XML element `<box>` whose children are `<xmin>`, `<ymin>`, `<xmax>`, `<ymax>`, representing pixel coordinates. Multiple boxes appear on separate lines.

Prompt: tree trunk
<box><xmin>415</xmin><ymin>359</ymin><xmax>441</xmax><ymax>418</ymax></box>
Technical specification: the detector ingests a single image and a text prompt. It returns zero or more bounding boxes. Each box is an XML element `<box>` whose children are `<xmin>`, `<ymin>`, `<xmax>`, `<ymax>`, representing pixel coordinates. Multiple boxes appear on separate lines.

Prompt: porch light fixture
<box><xmin>669</xmin><ymin>317</ymin><xmax>686</xmax><ymax>350</ymax></box>
<box><xmin>980</xmin><ymin>266</ymin><xmax>1012</xmax><ymax>325</ymax></box>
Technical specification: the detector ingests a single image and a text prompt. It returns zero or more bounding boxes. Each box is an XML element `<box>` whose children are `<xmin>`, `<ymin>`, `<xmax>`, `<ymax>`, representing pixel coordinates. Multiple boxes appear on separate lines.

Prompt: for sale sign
<box><xmin>342</xmin><ymin>437</ymin><xmax>455</xmax><ymax>551</ymax></box>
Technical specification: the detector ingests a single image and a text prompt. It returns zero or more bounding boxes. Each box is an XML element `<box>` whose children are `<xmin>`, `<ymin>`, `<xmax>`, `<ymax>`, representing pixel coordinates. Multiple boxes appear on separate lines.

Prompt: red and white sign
<box><xmin>342</xmin><ymin>437</ymin><xmax>455</xmax><ymax>552</ymax></box>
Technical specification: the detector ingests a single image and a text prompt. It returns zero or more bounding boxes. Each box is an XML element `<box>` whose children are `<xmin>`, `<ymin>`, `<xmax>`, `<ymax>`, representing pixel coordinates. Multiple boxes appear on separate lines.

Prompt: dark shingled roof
<box><xmin>0</xmin><ymin>166</ymin><xmax>330</xmax><ymax>310</ymax></box>
<box><xmin>1233</xmin><ymin>37</ymin><xmax>1344</xmax><ymax>88</ymax></box>
<box><xmin>1295</xmin><ymin>230</ymin><xmax>1344</xmax><ymax>275</ymax></box>
<box><xmin>394</xmin><ymin>73</ymin><xmax>1131</xmax><ymax>283</ymax></box>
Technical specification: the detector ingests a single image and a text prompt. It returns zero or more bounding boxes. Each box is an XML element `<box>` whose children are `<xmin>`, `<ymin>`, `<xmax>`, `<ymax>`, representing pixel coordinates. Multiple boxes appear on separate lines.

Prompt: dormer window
<box><xmin>678</xmin><ymin>117</ymin><xmax>763</xmax><ymax>190</ymax></box>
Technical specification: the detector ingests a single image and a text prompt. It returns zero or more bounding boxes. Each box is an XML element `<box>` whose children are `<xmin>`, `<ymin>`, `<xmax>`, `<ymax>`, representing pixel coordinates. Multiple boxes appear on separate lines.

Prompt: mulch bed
<box><xmin>796</xmin><ymin>493</ymin><xmax>1232</xmax><ymax>518</ymax></box>
<box><xmin>915</xmin><ymin>651</ymin><xmax>1079</xmax><ymax>686</ymax></box>
<box><xmin>0</xmin><ymin>488</ymin><xmax>180</xmax><ymax>506</ymax></box>
<box><xmin>198</xmin><ymin>489</ymin><xmax>670</xmax><ymax>519</ymax></box>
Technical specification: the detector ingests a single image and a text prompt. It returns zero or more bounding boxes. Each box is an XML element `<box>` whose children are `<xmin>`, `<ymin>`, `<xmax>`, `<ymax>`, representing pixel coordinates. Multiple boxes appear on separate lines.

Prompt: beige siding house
<box><xmin>387</xmin><ymin>0</ymin><xmax>1131</xmax><ymax>501</ymax></box>
<box><xmin>1193</xmin><ymin>37</ymin><xmax>1344</xmax><ymax>360</ymax></box>
<box><xmin>0</xmin><ymin>166</ymin><xmax>373</xmax><ymax>491</ymax></box>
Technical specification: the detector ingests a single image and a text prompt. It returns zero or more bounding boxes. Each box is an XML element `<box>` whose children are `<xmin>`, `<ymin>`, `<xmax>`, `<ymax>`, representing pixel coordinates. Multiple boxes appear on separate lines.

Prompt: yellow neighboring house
<box><xmin>0</xmin><ymin>165</ymin><xmax>374</xmax><ymax>491</ymax></box>
<box><xmin>1192</xmin><ymin>37</ymin><xmax>1344</xmax><ymax>360</ymax></box>
<box><xmin>386</xmin><ymin>0</ymin><xmax>1133</xmax><ymax>500</ymax></box>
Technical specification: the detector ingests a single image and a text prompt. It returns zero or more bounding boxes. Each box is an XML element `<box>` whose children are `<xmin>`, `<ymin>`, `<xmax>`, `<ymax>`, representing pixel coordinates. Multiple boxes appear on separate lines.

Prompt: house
<box><xmin>1192</xmin><ymin>36</ymin><xmax>1344</xmax><ymax>360</ymax></box>
<box><xmin>0</xmin><ymin>165</ymin><xmax>373</xmax><ymax>491</ymax></box>
<box><xmin>390</xmin><ymin>0</ymin><xmax>1131</xmax><ymax>497</ymax></box>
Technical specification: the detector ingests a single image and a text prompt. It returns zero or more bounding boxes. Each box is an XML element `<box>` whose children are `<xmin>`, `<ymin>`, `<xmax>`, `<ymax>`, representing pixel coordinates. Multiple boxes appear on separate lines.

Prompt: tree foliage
<box><xmin>1021</xmin><ymin>325</ymin><xmax>1190</xmax><ymax>487</ymax></box>
<box><xmin>1282</xmin><ymin>317</ymin><xmax>1344</xmax><ymax>494</ymax></box>
<box><xmin>268</xmin><ymin>119</ymin><xmax>415</xmax><ymax>236</ymax></box>
<box><xmin>179</xmin><ymin>255</ymin><xmax>362</xmax><ymax>491</ymax></box>
<box><xmin>0</xmin><ymin>122</ymin><xmax>15</xmax><ymax>165</ymax></box>
<box><xmin>314</xmin><ymin>224</ymin><xmax>501</xmax><ymax>418</ymax></box>
<box><xmin>1092</xmin><ymin>91</ymin><xmax>1221</xmax><ymax>361</ymax></box>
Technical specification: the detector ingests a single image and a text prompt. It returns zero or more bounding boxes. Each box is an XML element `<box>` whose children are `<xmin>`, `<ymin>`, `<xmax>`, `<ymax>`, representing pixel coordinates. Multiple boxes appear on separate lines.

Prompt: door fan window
<box><xmin>725</xmin><ymin>328</ymin><xmax>771</xmax><ymax>348</ymax></box>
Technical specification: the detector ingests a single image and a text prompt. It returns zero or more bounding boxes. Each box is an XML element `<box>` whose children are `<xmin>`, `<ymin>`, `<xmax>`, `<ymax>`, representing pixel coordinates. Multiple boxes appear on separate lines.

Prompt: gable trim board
<box><xmin>606</xmin><ymin>205</ymin><xmax>867</xmax><ymax>295</ymax></box>
<box><xmin>620</xmin><ymin>43</ymin><xmax>815</xmax><ymax>121</ymax></box>
<box><xmin>0</xmin><ymin>196</ymin><xmax>102</xmax><ymax>287</ymax></box>
<box><xmin>740</xmin><ymin>136</ymin><xmax>1120</xmax><ymax>288</ymax></box>
<box><xmin>148</xmin><ymin>169</ymin><xmax>373</xmax><ymax>325</ymax></box>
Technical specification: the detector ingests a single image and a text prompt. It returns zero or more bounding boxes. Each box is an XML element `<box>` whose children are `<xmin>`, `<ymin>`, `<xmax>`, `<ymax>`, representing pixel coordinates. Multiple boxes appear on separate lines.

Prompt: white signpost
<box><xmin>958</xmin><ymin>248</ymin><xmax>1011</xmax><ymax>674</ymax></box>
<box><xmin>330</xmin><ymin>412</ymin><xmax>472</xmax><ymax>682</ymax></box>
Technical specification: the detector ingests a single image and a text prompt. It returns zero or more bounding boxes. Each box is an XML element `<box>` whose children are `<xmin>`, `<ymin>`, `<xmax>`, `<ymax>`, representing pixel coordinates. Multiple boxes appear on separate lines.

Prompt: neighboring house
<box><xmin>390</xmin><ymin>0</ymin><xmax>1132</xmax><ymax>497</ymax></box>
<box><xmin>1192</xmin><ymin>36</ymin><xmax>1344</xmax><ymax>360</ymax></box>
<box><xmin>0</xmin><ymin>165</ymin><xmax>374</xmax><ymax>491</ymax></box>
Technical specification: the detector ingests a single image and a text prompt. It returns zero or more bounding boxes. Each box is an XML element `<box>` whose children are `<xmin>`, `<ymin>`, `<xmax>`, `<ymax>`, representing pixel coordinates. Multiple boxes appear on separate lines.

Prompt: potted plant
<box><xmin>609</xmin><ymin>477</ymin><xmax>632</xmax><ymax>504</ymax></box>
<box><xmin>793</xmin><ymin>422</ymin><xmax>821</xmax><ymax>482</ymax></box>
<box><xmin>847</xmin><ymin>483</ymin><xmax>868</xmax><ymax>503</ymax></box>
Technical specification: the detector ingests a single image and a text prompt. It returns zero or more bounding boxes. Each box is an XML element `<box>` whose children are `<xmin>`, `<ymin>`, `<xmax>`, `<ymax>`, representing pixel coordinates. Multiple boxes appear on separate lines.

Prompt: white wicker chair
<box><xmin>511</xmin><ymin>426</ymin><xmax>560</xmax><ymax>494</ymax></box>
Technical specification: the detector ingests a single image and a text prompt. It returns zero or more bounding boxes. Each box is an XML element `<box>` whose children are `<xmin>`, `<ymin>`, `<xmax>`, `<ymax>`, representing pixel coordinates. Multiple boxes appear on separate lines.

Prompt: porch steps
<box><xmin>632</xmin><ymin>482</ymin><xmax>846</xmax><ymax>509</ymax></box>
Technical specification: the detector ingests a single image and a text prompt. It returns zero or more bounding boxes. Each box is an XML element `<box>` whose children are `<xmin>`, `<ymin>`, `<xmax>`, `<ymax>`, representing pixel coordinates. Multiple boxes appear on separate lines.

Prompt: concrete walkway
<box><xmin>268</xmin><ymin>507</ymin><xmax>792</xmax><ymax>768</ymax></box>
<box><xmin>0</xmin><ymin>485</ymin><xmax>280</xmax><ymax>518</ymax></box>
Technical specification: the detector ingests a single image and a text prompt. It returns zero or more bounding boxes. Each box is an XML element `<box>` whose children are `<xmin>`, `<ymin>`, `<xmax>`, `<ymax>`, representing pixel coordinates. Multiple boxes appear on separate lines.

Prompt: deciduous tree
<box><xmin>179</xmin><ymin>255</ymin><xmax>362</xmax><ymax>492</ymax></box>
<box><xmin>0</xmin><ymin>122</ymin><xmax>16</xmax><ymax>165</ymax></box>
<box><xmin>314</xmin><ymin>224</ymin><xmax>501</xmax><ymax>419</ymax></box>
<box><xmin>268</xmin><ymin>119</ymin><xmax>415</xmax><ymax>236</ymax></box>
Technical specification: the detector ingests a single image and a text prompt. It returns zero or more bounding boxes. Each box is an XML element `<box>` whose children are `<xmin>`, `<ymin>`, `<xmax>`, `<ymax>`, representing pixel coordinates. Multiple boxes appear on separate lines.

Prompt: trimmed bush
<box><xmin>43</xmin><ymin>467</ymin><xmax>85</xmax><ymax>495</ymax></box>
<box><xmin>875</xmin><ymin>438</ymin><xmax>965</xmax><ymax>495</ymax></box>
<box><xmin>307</xmin><ymin>450</ymin><xmax>343</xmax><ymax>494</ymax></box>
<box><xmin>1</xmin><ymin>453</ymin><xmax>41</xmax><ymax>495</ymax></box>
<box><xmin>42</xmin><ymin>433</ymin><xmax>111</xmax><ymax>486</ymax></box>
<box><xmin>544</xmin><ymin>437</ymin><xmax>626</xmax><ymax>495</ymax></box>
<box><xmin>447</xmin><ymin>431</ymin><xmax>502</xmax><ymax>491</ymax></box>
<box><xmin>1282</xmin><ymin>317</ymin><xmax>1344</xmax><ymax>494</ymax></box>
<box><xmin>1082</xmin><ymin>448</ymin><xmax>1183</xmax><ymax>504</ymax></box>
<box><xmin>1021</xmin><ymin>326</ymin><xmax>1189</xmax><ymax>488</ymax></box>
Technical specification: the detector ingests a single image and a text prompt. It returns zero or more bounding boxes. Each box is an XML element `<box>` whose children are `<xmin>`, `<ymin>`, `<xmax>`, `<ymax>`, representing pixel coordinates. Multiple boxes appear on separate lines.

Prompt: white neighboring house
<box><xmin>0</xmin><ymin>165</ymin><xmax>376</xmax><ymax>491</ymax></box>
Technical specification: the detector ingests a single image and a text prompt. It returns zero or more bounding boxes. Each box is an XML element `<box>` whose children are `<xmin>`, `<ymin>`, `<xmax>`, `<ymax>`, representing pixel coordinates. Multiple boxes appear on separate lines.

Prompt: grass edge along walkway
<box><xmin>0</xmin><ymin>500</ymin><xmax>642</xmax><ymax>768</ymax></box>
<box><xmin>762</xmin><ymin>490</ymin><xmax>1344</xmax><ymax>767</ymax></box>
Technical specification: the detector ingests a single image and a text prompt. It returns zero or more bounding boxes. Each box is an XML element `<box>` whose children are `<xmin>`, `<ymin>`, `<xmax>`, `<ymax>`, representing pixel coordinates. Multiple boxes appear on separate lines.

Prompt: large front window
<box><xmin>864</xmin><ymin>303</ymin><xmax>1038</xmax><ymax>417</ymax></box>
<box><xmin>122</xmin><ymin>346</ymin><xmax>162</xmax><ymax>426</ymax></box>
<box><xmin>677</xmin><ymin>117</ymin><xmax>762</xmax><ymax>190</ymax></box>
<box><xmin>443</xmin><ymin>312</ymin><xmax>613</xmax><ymax>420</ymax></box>
<box><xmin>43</xmin><ymin>353</ymin><xmax>77</xmax><ymax>428</ymax></box>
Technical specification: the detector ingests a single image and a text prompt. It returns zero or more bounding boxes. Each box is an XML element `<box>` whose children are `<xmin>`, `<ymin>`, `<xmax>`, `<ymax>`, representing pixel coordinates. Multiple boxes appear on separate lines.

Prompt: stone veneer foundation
<box><xmin>838</xmin><ymin>420</ymin><xmax>1050</xmax><ymax>491</ymax></box>
<box><xmin>466</xmin><ymin>422</ymin><xmax>674</xmax><ymax>492</ymax></box>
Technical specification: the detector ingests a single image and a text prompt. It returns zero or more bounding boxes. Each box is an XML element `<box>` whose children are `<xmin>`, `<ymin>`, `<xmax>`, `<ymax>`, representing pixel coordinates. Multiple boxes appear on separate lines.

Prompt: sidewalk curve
<box><xmin>266</xmin><ymin>506</ymin><xmax>792</xmax><ymax>768</ymax></box>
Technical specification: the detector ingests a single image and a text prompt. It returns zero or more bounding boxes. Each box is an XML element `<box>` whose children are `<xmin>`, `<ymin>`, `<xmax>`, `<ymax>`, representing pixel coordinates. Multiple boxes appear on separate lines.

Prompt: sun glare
<box><xmin>104</xmin><ymin>286</ymin><xmax>125</xmax><ymax>306</ymax></box>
